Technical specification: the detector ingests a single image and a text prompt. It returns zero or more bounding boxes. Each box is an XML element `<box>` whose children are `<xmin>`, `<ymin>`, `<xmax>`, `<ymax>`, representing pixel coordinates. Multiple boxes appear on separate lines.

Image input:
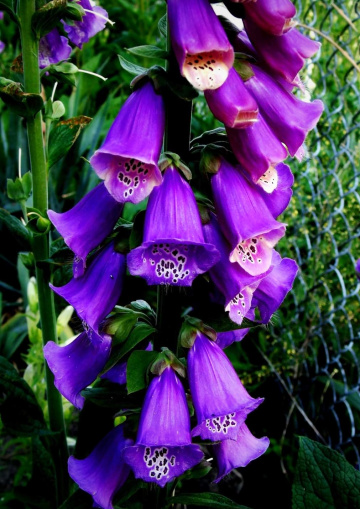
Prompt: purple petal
<box><xmin>62</xmin><ymin>0</ymin><xmax>108</xmax><ymax>48</ymax></box>
<box><xmin>256</xmin><ymin>162</ymin><xmax>294</xmax><ymax>218</ymax></box>
<box><xmin>356</xmin><ymin>259</ymin><xmax>360</xmax><ymax>279</ymax></box>
<box><xmin>68</xmin><ymin>425</ymin><xmax>133</xmax><ymax>509</ymax></box>
<box><xmin>0</xmin><ymin>41</ymin><xmax>5</xmax><ymax>53</ymax></box>
<box><xmin>244</xmin><ymin>0</ymin><xmax>296</xmax><ymax>35</ymax></box>
<box><xmin>50</xmin><ymin>241</ymin><xmax>126</xmax><ymax>332</ymax></box>
<box><xmin>90</xmin><ymin>81</ymin><xmax>165</xmax><ymax>203</ymax></box>
<box><xmin>100</xmin><ymin>360</ymin><xmax>127</xmax><ymax>385</ymax></box>
<box><xmin>127</xmin><ymin>166</ymin><xmax>219</xmax><ymax>286</ymax></box>
<box><xmin>38</xmin><ymin>28</ymin><xmax>71</xmax><ymax>69</ymax></box>
<box><xmin>43</xmin><ymin>329</ymin><xmax>111</xmax><ymax>409</ymax></box>
<box><xmin>48</xmin><ymin>183</ymin><xmax>123</xmax><ymax>269</ymax></box>
<box><xmin>123</xmin><ymin>444</ymin><xmax>203</xmax><ymax>487</ymax></box>
<box><xmin>216</xmin><ymin>329</ymin><xmax>250</xmax><ymax>349</ymax></box>
<box><xmin>213</xmin><ymin>423</ymin><xmax>270</xmax><ymax>482</ymax></box>
<box><xmin>204</xmin><ymin>68</ymin><xmax>258</xmax><ymax>128</ymax></box>
<box><xmin>168</xmin><ymin>0</ymin><xmax>234</xmax><ymax>90</ymax></box>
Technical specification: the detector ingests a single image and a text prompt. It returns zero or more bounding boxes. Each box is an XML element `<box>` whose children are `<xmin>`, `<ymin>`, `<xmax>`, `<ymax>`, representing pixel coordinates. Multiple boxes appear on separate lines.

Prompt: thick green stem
<box><xmin>19</xmin><ymin>0</ymin><xmax>69</xmax><ymax>503</ymax></box>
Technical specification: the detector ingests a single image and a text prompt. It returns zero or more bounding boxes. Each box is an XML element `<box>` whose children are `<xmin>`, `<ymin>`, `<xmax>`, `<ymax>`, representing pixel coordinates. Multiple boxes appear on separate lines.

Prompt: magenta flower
<box><xmin>68</xmin><ymin>425</ymin><xmax>133</xmax><ymax>509</ymax></box>
<box><xmin>257</xmin><ymin>162</ymin><xmax>294</xmax><ymax>219</ymax></box>
<box><xmin>0</xmin><ymin>41</ymin><xmax>4</xmax><ymax>53</ymax></box>
<box><xmin>213</xmin><ymin>423</ymin><xmax>270</xmax><ymax>482</ymax></box>
<box><xmin>188</xmin><ymin>333</ymin><xmax>263</xmax><ymax>441</ymax></box>
<box><xmin>48</xmin><ymin>183</ymin><xmax>123</xmax><ymax>273</ymax></box>
<box><xmin>244</xmin><ymin>0</ymin><xmax>296</xmax><ymax>35</ymax></box>
<box><xmin>50</xmin><ymin>241</ymin><xmax>126</xmax><ymax>332</ymax></box>
<box><xmin>38</xmin><ymin>28</ymin><xmax>71</xmax><ymax>69</ymax></box>
<box><xmin>62</xmin><ymin>0</ymin><xmax>109</xmax><ymax>48</ymax></box>
<box><xmin>43</xmin><ymin>328</ymin><xmax>111</xmax><ymax>409</ymax></box>
<box><xmin>123</xmin><ymin>366</ymin><xmax>203</xmax><ymax>486</ymax></box>
<box><xmin>216</xmin><ymin>328</ymin><xmax>250</xmax><ymax>349</ymax></box>
<box><xmin>167</xmin><ymin>0</ymin><xmax>234</xmax><ymax>90</ymax></box>
<box><xmin>211</xmin><ymin>158</ymin><xmax>286</xmax><ymax>275</ymax></box>
<box><xmin>90</xmin><ymin>81</ymin><xmax>165</xmax><ymax>203</ymax></box>
<box><xmin>127</xmin><ymin>166</ymin><xmax>219</xmax><ymax>286</ymax></box>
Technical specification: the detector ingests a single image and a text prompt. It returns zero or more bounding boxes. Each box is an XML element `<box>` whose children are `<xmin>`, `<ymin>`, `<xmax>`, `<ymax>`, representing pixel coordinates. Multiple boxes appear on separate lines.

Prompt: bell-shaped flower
<box><xmin>90</xmin><ymin>80</ymin><xmax>165</xmax><ymax>203</ymax></box>
<box><xmin>48</xmin><ymin>183</ymin><xmax>123</xmax><ymax>273</ymax></box>
<box><xmin>62</xmin><ymin>0</ymin><xmax>108</xmax><ymax>48</ymax></box>
<box><xmin>211</xmin><ymin>158</ymin><xmax>286</xmax><ymax>275</ymax></box>
<box><xmin>123</xmin><ymin>366</ymin><xmax>203</xmax><ymax>487</ymax></box>
<box><xmin>244</xmin><ymin>20</ymin><xmax>321</xmax><ymax>83</ymax></box>
<box><xmin>204</xmin><ymin>68</ymin><xmax>258</xmax><ymax>128</ymax></box>
<box><xmin>43</xmin><ymin>328</ymin><xmax>111</xmax><ymax>409</ymax></box>
<box><xmin>244</xmin><ymin>0</ymin><xmax>296</xmax><ymax>36</ymax></box>
<box><xmin>68</xmin><ymin>425</ymin><xmax>133</xmax><ymax>509</ymax></box>
<box><xmin>213</xmin><ymin>423</ymin><xmax>270</xmax><ymax>482</ymax></box>
<box><xmin>244</xmin><ymin>64</ymin><xmax>324</xmax><ymax>156</ymax></box>
<box><xmin>187</xmin><ymin>333</ymin><xmax>263</xmax><ymax>441</ymax></box>
<box><xmin>216</xmin><ymin>328</ymin><xmax>250</xmax><ymax>349</ymax></box>
<box><xmin>227</xmin><ymin>113</ymin><xmax>288</xmax><ymax>183</ymax></box>
<box><xmin>167</xmin><ymin>0</ymin><xmax>234</xmax><ymax>90</ymax></box>
<box><xmin>38</xmin><ymin>28</ymin><xmax>72</xmax><ymax>69</ymax></box>
<box><xmin>255</xmin><ymin>162</ymin><xmax>294</xmax><ymax>218</ymax></box>
<box><xmin>127</xmin><ymin>166</ymin><xmax>219</xmax><ymax>286</ymax></box>
<box><xmin>50</xmin><ymin>241</ymin><xmax>126</xmax><ymax>332</ymax></box>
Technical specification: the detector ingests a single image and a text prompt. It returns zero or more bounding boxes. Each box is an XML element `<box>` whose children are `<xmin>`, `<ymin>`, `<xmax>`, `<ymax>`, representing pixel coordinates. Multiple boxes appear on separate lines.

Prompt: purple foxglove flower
<box><xmin>244</xmin><ymin>64</ymin><xmax>324</xmax><ymax>156</ymax></box>
<box><xmin>204</xmin><ymin>68</ymin><xmax>258</xmax><ymax>128</ymax></box>
<box><xmin>244</xmin><ymin>20</ymin><xmax>321</xmax><ymax>83</ymax></box>
<box><xmin>213</xmin><ymin>423</ymin><xmax>270</xmax><ymax>482</ymax></box>
<box><xmin>50</xmin><ymin>241</ymin><xmax>126</xmax><ymax>332</ymax></box>
<box><xmin>244</xmin><ymin>0</ymin><xmax>296</xmax><ymax>36</ymax></box>
<box><xmin>256</xmin><ymin>162</ymin><xmax>294</xmax><ymax>218</ymax></box>
<box><xmin>216</xmin><ymin>328</ymin><xmax>249</xmax><ymax>349</ymax></box>
<box><xmin>127</xmin><ymin>166</ymin><xmax>219</xmax><ymax>286</ymax></box>
<box><xmin>123</xmin><ymin>366</ymin><xmax>203</xmax><ymax>486</ymax></box>
<box><xmin>227</xmin><ymin>113</ymin><xmax>288</xmax><ymax>184</ymax></box>
<box><xmin>101</xmin><ymin>342</ymin><xmax>153</xmax><ymax>385</ymax></box>
<box><xmin>211</xmin><ymin>159</ymin><xmax>286</xmax><ymax>275</ymax></box>
<box><xmin>38</xmin><ymin>28</ymin><xmax>72</xmax><ymax>69</ymax></box>
<box><xmin>48</xmin><ymin>183</ymin><xmax>123</xmax><ymax>273</ymax></box>
<box><xmin>43</xmin><ymin>328</ymin><xmax>111</xmax><ymax>409</ymax></box>
<box><xmin>251</xmin><ymin>255</ymin><xmax>298</xmax><ymax>323</ymax></box>
<box><xmin>167</xmin><ymin>0</ymin><xmax>234</xmax><ymax>90</ymax></box>
<box><xmin>90</xmin><ymin>81</ymin><xmax>165</xmax><ymax>204</ymax></box>
<box><xmin>68</xmin><ymin>425</ymin><xmax>133</xmax><ymax>509</ymax></box>
<box><xmin>188</xmin><ymin>333</ymin><xmax>263</xmax><ymax>441</ymax></box>
<box><xmin>356</xmin><ymin>259</ymin><xmax>360</xmax><ymax>280</ymax></box>
<box><xmin>62</xmin><ymin>0</ymin><xmax>108</xmax><ymax>48</ymax></box>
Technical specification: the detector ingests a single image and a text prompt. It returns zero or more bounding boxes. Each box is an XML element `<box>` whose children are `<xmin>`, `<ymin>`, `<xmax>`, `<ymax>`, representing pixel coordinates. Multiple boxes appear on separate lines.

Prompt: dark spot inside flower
<box><xmin>172</xmin><ymin>249</ymin><xmax>178</xmax><ymax>256</ymax></box>
<box><xmin>150</xmin><ymin>472</ymin><xmax>155</xmax><ymax>477</ymax></box>
<box><xmin>130</xmin><ymin>159</ymin><xmax>134</xmax><ymax>164</ymax></box>
<box><xmin>211</xmin><ymin>59</ymin><xmax>215</xmax><ymax>63</ymax></box>
<box><xmin>194</xmin><ymin>67</ymin><xmax>198</xmax><ymax>70</ymax></box>
<box><xmin>250</xmin><ymin>245</ymin><xmax>256</xmax><ymax>253</ymax></box>
<box><xmin>209</xmin><ymin>67</ymin><xmax>214</xmax><ymax>71</ymax></box>
<box><xmin>144</xmin><ymin>169</ymin><xmax>149</xmax><ymax>175</ymax></box>
<box><xmin>164</xmin><ymin>467</ymin><xmax>168</xmax><ymax>474</ymax></box>
<box><xmin>194</xmin><ymin>59</ymin><xmax>199</xmax><ymax>63</ymax></box>
<box><xmin>199</xmin><ymin>66</ymin><xmax>204</xmax><ymax>70</ymax></box>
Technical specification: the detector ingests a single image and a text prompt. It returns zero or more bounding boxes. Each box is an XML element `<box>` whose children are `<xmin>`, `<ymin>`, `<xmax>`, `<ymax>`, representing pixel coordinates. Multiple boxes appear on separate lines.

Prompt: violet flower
<box><xmin>356</xmin><ymin>259</ymin><xmax>360</xmax><ymax>280</ymax></box>
<box><xmin>211</xmin><ymin>158</ymin><xmax>286</xmax><ymax>275</ymax></box>
<box><xmin>127</xmin><ymin>166</ymin><xmax>219</xmax><ymax>286</ymax></box>
<box><xmin>62</xmin><ymin>0</ymin><xmax>109</xmax><ymax>48</ymax></box>
<box><xmin>256</xmin><ymin>162</ymin><xmax>294</xmax><ymax>219</ymax></box>
<box><xmin>244</xmin><ymin>0</ymin><xmax>296</xmax><ymax>36</ymax></box>
<box><xmin>188</xmin><ymin>333</ymin><xmax>263</xmax><ymax>441</ymax></box>
<box><xmin>50</xmin><ymin>241</ymin><xmax>126</xmax><ymax>332</ymax></box>
<box><xmin>90</xmin><ymin>81</ymin><xmax>165</xmax><ymax>203</ymax></box>
<box><xmin>68</xmin><ymin>425</ymin><xmax>133</xmax><ymax>509</ymax></box>
<box><xmin>0</xmin><ymin>41</ymin><xmax>4</xmax><ymax>54</ymax></box>
<box><xmin>48</xmin><ymin>183</ymin><xmax>123</xmax><ymax>273</ymax></box>
<box><xmin>38</xmin><ymin>28</ymin><xmax>72</xmax><ymax>69</ymax></box>
<box><xmin>167</xmin><ymin>0</ymin><xmax>234</xmax><ymax>90</ymax></box>
<box><xmin>216</xmin><ymin>328</ymin><xmax>250</xmax><ymax>349</ymax></box>
<box><xmin>244</xmin><ymin>64</ymin><xmax>324</xmax><ymax>156</ymax></box>
<box><xmin>213</xmin><ymin>423</ymin><xmax>270</xmax><ymax>483</ymax></box>
<box><xmin>204</xmin><ymin>68</ymin><xmax>258</xmax><ymax>128</ymax></box>
<box><xmin>43</xmin><ymin>328</ymin><xmax>111</xmax><ymax>409</ymax></box>
<box><xmin>123</xmin><ymin>366</ymin><xmax>203</xmax><ymax>486</ymax></box>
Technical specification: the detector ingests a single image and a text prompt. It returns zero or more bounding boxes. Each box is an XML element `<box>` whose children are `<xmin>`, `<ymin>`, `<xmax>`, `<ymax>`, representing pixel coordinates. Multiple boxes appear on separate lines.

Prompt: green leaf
<box><xmin>126</xmin><ymin>45</ymin><xmax>168</xmax><ymax>60</ymax></box>
<box><xmin>292</xmin><ymin>436</ymin><xmax>360</xmax><ymax>509</ymax></box>
<box><xmin>129</xmin><ymin>210</ymin><xmax>145</xmax><ymax>250</ymax></box>
<box><xmin>48</xmin><ymin>115</ymin><xmax>92</xmax><ymax>168</ymax></box>
<box><xmin>0</xmin><ymin>313</ymin><xmax>28</xmax><ymax>359</ymax></box>
<box><xmin>165</xmin><ymin>493</ymin><xmax>252</xmax><ymax>509</ymax></box>
<box><xmin>0</xmin><ymin>356</ymin><xmax>47</xmax><ymax>436</ymax></box>
<box><xmin>0</xmin><ymin>84</ymin><xmax>44</xmax><ymax>118</ymax></box>
<box><xmin>126</xmin><ymin>350</ymin><xmax>159</xmax><ymax>394</ymax></box>
<box><xmin>0</xmin><ymin>208</ymin><xmax>31</xmax><ymax>248</ymax></box>
<box><xmin>118</xmin><ymin>55</ymin><xmax>147</xmax><ymax>76</ymax></box>
<box><xmin>7</xmin><ymin>172</ymin><xmax>32</xmax><ymax>202</ymax></box>
<box><xmin>158</xmin><ymin>14</ymin><xmax>167</xmax><ymax>38</ymax></box>
<box><xmin>106</xmin><ymin>311</ymin><xmax>139</xmax><ymax>344</ymax></box>
<box><xmin>0</xmin><ymin>0</ymin><xmax>19</xmax><ymax>23</ymax></box>
<box><xmin>31</xmin><ymin>0</ymin><xmax>84</xmax><ymax>37</ymax></box>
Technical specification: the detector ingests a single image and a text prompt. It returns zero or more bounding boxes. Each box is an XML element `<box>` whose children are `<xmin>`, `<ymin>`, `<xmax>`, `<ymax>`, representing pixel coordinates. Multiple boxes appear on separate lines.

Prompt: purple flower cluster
<box><xmin>45</xmin><ymin>1</ymin><xmax>323</xmax><ymax>506</ymax></box>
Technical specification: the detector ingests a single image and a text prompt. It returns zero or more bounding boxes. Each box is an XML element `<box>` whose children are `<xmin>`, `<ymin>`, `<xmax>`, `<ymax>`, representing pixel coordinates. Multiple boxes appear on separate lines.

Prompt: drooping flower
<box><xmin>38</xmin><ymin>28</ymin><xmax>72</xmax><ymax>69</ymax></box>
<box><xmin>256</xmin><ymin>162</ymin><xmax>294</xmax><ymax>219</ymax></box>
<box><xmin>213</xmin><ymin>423</ymin><xmax>270</xmax><ymax>483</ymax></box>
<box><xmin>167</xmin><ymin>0</ymin><xmax>234</xmax><ymax>90</ymax></box>
<box><xmin>90</xmin><ymin>80</ymin><xmax>165</xmax><ymax>203</ymax></box>
<box><xmin>68</xmin><ymin>425</ymin><xmax>133</xmax><ymax>509</ymax></box>
<box><xmin>243</xmin><ymin>0</ymin><xmax>296</xmax><ymax>36</ymax></box>
<box><xmin>356</xmin><ymin>259</ymin><xmax>360</xmax><ymax>280</ymax></box>
<box><xmin>243</xmin><ymin>64</ymin><xmax>324</xmax><ymax>156</ymax></box>
<box><xmin>62</xmin><ymin>0</ymin><xmax>109</xmax><ymax>48</ymax></box>
<box><xmin>123</xmin><ymin>366</ymin><xmax>204</xmax><ymax>486</ymax></box>
<box><xmin>43</xmin><ymin>328</ymin><xmax>111</xmax><ymax>409</ymax></box>
<box><xmin>211</xmin><ymin>158</ymin><xmax>286</xmax><ymax>275</ymax></box>
<box><xmin>216</xmin><ymin>328</ymin><xmax>250</xmax><ymax>349</ymax></box>
<box><xmin>204</xmin><ymin>68</ymin><xmax>258</xmax><ymax>128</ymax></box>
<box><xmin>101</xmin><ymin>342</ymin><xmax>153</xmax><ymax>385</ymax></box>
<box><xmin>50</xmin><ymin>241</ymin><xmax>126</xmax><ymax>332</ymax></box>
<box><xmin>187</xmin><ymin>333</ymin><xmax>263</xmax><ymax>441</ymax></box>
<box><xmin>48</xmin><ymin>183</ymin><xmax>123</xmax><ymax>273</ymax></box>
<box><xmin>127</xmin><ymin>166</ymin><xmax>219</xmax><ymax>286</ymax></box>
